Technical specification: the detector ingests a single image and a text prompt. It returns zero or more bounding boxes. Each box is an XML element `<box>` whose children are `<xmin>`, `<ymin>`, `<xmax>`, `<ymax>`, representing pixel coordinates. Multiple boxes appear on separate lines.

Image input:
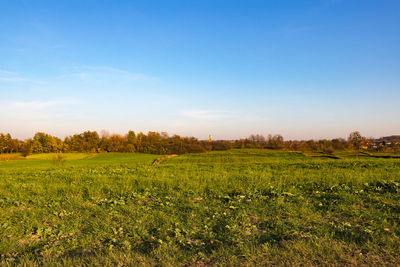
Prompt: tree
<box><xmin>0</xmin><ymin>133</ymin><xmax>7</xmax><ymax>153</ymax></box>
<box><xmin>99</xmin><ymin>134</ymin><xmax>127</xmax><ymax>152</ymax></box>
<box><xmin>31</xmin><ymin>139</ymin><xmax>43</xmax><ymax>153</ymax></box>
<box><xmin>63</xmin><ymin>136</ymin><xmax>72</xmax><ymax>152</ymax></box>
<box><xmin>32</xmin><ymin>132</ymin><xmax>60</xmax><ymax>153</ymax></box>
<box><xmin>127</xmin><ymin>131</ymin><xmax>137</xmax><ymax>146</ymax></box>
<box><xmin>321</xmin><ymin>140</ymin><xmax>334</xmax><ymax>155</ymax></box>
<box><xmin>332</xmin><ymin>138</ymin><xmax>346</xmax><ymax>151</ymax></box>
<box><xmin>394</xmin><ymin>142</ymin><xmax>400</xmax><ymax>154</ymax></box>
<box><xmin>0</xmin><ymin>133</ymin><xmax>12</xmax><ymax>153</ymax></box>
<box><xmin>21</xmin><ymin>140</ymin><xmax>32</xmax><ymax>157</ymax></box>
<box><xmin>82</xmin><ymin>131</ymin><xmax>100</xmax><ymax>152</ymax></box>
<box><xmin>348</xmin><ymin>131</ymin><xmax>364</xmax><ymax>157</ymax></box>
<box><xmin>267</xmin><ymin>134</ymin><xmax>284</xmax><ymax>149</ymax></box>
<box><xmin>106</xmin><ymin>134</ymin><xmax>125</xmax><ymax>152</ymax></box>
<box><xmin>136</xmin><ymin>132</ymin><xmax>145</xmax><ymax>152</ymax></box>
<box><xmin>249</xmin><ymin>134</ymin><xmax>266</xmax><ymax>147</ymax></box>
<box><xmin>7</xmin><ymin>138</ymin><xmax>20</xmax><ymax>153</ymax></box>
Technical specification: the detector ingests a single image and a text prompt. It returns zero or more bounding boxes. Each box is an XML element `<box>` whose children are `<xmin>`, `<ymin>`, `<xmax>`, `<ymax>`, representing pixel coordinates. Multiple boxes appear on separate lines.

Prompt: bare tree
<box><xmin>348</xmin><ymin>131</ymin><xmax>364</xmax><ymax>157</ymax></box>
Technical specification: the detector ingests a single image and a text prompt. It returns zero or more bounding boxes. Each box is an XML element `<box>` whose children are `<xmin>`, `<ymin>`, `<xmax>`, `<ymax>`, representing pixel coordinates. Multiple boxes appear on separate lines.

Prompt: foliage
<box><xmin>348</xmin><ymin>131</ymin><xmax>364</xmax><ymax>151</ymax></box>
<box><xmin>1</xmin><ymin>130</ymin><xmax>399</xmax><ymax>156</ymax></box>
<box><xmin>52</xmin><ymin>153</ymin><xmax>66</xmax><ymax>167</ymax></box>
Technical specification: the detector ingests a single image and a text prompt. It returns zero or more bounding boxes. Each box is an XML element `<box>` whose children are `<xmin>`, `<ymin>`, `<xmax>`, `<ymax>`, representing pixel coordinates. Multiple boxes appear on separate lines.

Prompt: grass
<box><xmin>26</xmin><ymin>153</ymin><xmax>94</xmax><ymax>161</ymax></box>
<box><xmin>0</xmin><ymin>150</ymin><xmax>399</xmax><ymax>265</ymax></box>
<box><xmin>0</xmin><ymin>153</ymin><xmax>22</xmax><ymax>162</ymax></box>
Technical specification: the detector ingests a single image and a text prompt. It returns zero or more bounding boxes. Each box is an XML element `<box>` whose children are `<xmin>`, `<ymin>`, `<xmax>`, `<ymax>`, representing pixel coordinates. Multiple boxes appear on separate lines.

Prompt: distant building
<box><xmin>371</xmin><ymin>135</ymin><xmax>400</xmax><ymax>150</ymax></box>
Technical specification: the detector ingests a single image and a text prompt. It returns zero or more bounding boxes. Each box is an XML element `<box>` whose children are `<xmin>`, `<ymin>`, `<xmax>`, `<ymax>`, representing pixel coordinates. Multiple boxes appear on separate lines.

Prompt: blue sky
<box><xmin>1</xmin><ymin>0</ymin><xmax>399</xmax><ymax>140</ymax></box>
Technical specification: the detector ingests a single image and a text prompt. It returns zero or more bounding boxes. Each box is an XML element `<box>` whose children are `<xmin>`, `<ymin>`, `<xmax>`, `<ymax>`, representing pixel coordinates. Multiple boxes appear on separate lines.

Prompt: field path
<box><xmin>152</xmin><ymin>154</ymin><xmax>178</xmax><ymax>165</ymax></box>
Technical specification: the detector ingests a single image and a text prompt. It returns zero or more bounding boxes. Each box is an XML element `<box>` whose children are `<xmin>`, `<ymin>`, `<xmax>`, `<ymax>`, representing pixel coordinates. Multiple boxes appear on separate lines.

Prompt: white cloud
<box><xmin>239</xmin><ymin>114</ymin><xmax>270</xmax><ymax>122</ymax></box>
<box><xmin>0</xmin><ymin>69</ymin><xmax>19</xmax><ymax>76</ymax></box>
<box><xmin>0</xmin><ymin>77</ymin><xmax>26</xmax><ymax>82</ymax></box>
<box><xmin>0</xmin><ymin>69</ymin><xmax>27</xmax><ymax>83</ymax></box>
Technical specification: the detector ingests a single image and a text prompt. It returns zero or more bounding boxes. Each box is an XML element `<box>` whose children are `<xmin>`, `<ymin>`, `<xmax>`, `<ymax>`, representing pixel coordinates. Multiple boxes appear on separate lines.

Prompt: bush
<box><xmin>52</xmin><ymin>153</ymin><xmax>65</xmax><ymax>166</ymax></box>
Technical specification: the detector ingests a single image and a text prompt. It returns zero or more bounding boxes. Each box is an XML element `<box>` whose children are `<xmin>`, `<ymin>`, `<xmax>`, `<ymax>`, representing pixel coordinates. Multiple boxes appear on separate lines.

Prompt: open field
<box><xmin>0</xmin><ymin>150</ymin><xmax>399</xmax><ymax>266</ymax></box>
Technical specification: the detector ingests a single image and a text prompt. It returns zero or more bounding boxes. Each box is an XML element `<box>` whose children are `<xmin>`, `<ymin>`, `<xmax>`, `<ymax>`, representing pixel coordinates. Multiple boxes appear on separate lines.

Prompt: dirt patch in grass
<box><xmin>153</xmin><ymin>154</ymin><xmax>178</xmax><ymax>165</ymax></box>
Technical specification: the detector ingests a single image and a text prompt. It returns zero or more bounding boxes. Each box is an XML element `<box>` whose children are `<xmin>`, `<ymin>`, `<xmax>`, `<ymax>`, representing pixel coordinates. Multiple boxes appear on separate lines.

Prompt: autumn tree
<box><xmin>69</xmin><ymin>134</ymin><xmax>84</xmax><ymax>152</ymax></box>
<box><xmin>21</xmin><ymin>140</ymin><xmax>32</xmax><ymax>157</ymax></box>
<box><xmin>0</xmin><ymin>133</ymin><xmax>14</xmax><ymax>153</ymax></box>
<box><xmin>0</xmin><ymin>133</ymin><xmax>7</xmax><ymax>153</ymax></box>
<box><xmin>267</xmin><ymin>134</ymin><xmax>284</xmax><ymax>149</ymax></box>
<box><xmin>31</xmin><ymin>132</ymin><xmax>61</xmax><ymax>153</ymax></box>
<box><xmin>331</xmin><ymin>138</ymin><xmax>346</xmax><ymax>151</ymax></box>
<box><xmin>320</xmin><ymin>140</ymin><xmax>334</xmax><ymax>155</ymax></box>
<box><xmin>393</xmin><ymin>142</ymin><xmax>400</xmax><ymax>154</ymax></box>
<box><xmin>81</xmin><ymin>131</ymin><xmax>100</xmax><ymax>152</ymax></box>
<box><xmin>249</xmin><ymin>134</ymin><xmax>266</xmax><ymax>147</ymax></box>
<box><xmin>101</xmin><ymin>134</ymin><xmax>126</xmax><ymax>152</ymax></box>
<box><xmin>126</xmin><ymin>130</ymin><xmax>137</xmax><ymax>152</ymax></box>
<box><xmin>7</xmin><ymin>138</ymin><xmax>20</xmax><ymax>153</ymax></box>
<box><xmin>348</xmin><ymin>131</ymin><xmax>364</xmax><ymax>157</ymax></box>
<box><xmin>30</xmin><ymin>138</ymin><xmax>43</xmax><ymax>153</ymax></box>
<box><xmin>136</xmin><ymin>132</ymin><xmax>145</xmax><ymax>152</ymax></box>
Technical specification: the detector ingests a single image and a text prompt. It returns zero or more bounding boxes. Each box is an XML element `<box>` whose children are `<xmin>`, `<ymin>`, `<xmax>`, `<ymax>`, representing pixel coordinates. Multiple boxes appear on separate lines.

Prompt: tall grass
<box><xmin>0</xmin><ymin>153</ymin><xmax>21</xmax><ymax>161</ymax></box>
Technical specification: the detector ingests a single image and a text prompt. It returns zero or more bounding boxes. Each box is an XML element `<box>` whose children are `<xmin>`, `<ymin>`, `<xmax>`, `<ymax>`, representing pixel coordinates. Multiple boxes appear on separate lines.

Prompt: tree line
<box><xmin>0</xmin><ymin>130</ymin><xmax>398</xmax><ymax>156</ymax></box>
<box><xmin>0</xmin><ymin>131</ymin><xmax>216</xmax><ymax>156</ymax></box>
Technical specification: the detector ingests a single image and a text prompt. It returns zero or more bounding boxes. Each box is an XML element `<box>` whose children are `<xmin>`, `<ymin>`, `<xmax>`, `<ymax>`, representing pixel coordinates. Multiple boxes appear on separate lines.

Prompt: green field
<box><xmin>0</xmin><ymin>150</ymin><xmax>399</xmax><ymax>266</ymax></box>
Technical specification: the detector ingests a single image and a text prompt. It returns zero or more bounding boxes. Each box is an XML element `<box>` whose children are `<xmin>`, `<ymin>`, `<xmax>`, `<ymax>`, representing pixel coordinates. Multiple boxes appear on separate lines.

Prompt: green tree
<box><xmin>127</xmin><ymin>131</ymin><xmax>137</xmax><ymax>152</ymax></box>
<box><xmin>136</xmin><ymin>132</ymin><xmax>145</xmax><ymax>152</ymax></box>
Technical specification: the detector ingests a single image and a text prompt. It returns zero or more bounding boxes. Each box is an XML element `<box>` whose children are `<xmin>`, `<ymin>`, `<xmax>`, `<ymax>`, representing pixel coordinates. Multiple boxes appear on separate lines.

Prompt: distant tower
<box><xmin>209</xmin><ymin>134</ymin><xmax>212</xmax><ymax>143</ymax></box>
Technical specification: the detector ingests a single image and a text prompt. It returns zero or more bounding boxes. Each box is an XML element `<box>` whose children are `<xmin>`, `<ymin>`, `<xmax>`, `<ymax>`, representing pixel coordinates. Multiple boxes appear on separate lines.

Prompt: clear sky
<box><xmin>1</xmin><ymin>0</ymin><xmax>399</xmax><ymax>140</ymax></box>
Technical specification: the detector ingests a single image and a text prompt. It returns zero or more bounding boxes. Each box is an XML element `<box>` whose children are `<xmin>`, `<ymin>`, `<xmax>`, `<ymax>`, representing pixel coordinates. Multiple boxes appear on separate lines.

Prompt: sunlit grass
<box><xmin>0</xmin><ymin>150</ymin><xmax>399</xmax><ymax>265</ymax></box>
<box><xmin>26</xmin><ymin>153</ymin><xmax>94</xmax><ymax>161</ymax></box>
<box><xmin>0</xmin><ymin>153</ymin><xmax>22</xmax><ymax>161</ymax></box>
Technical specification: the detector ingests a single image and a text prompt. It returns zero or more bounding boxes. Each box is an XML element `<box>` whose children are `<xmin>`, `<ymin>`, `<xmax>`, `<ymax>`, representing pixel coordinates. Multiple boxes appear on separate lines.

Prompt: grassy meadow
<box><xmin>0</xmin><ymin>150</ymin><xmax>399</xmax><ymax>266</ymax></box>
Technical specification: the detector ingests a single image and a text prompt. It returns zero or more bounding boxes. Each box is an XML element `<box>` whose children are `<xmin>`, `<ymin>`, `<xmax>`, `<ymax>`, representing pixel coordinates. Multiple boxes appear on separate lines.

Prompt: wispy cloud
<box><xmin>8</xmin><ymin>19</ymin><xmax>67</xmax><ymax>51</ymax></box>
<box><xmin>239</xmin><ymin>114</ymin><xmax>270</xmax><ymax>122</ymax></box>
<box><xmin>64</xmin><ymin>65</ymin><xmax>156</xmax><ymax>81</ymax></box>
<box><xmin>181</xmin><ymin>110</ymin><xmax>233</xmax><ymax>120</ymax></box>
<box><xmin>0</xmin><ymin>69</ymin><xmax>31</xmax><ymax>83</ymax></box>
<box><xmin>0</xmin><ymin>69</ymin><xmax>19</xmax><ymax>76</ymax></box>
<box><xmin>0</xmin><ymin>77</ymin><xmax>26</xmax><ymax>82</ymax></box>
<box><xmin>181</xmin><ymin>109</ymin><xmax>270</xmax><ymax>122</ymax></box>
<box><xmin>0</xmin><ymin>100</ymin><xmax>78</xmax><ymax>122</ymax></box>
<box><xmin>9</xmin><ymin>100</ymin><xmax>76</xmax><ymax>110</ymax></box>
